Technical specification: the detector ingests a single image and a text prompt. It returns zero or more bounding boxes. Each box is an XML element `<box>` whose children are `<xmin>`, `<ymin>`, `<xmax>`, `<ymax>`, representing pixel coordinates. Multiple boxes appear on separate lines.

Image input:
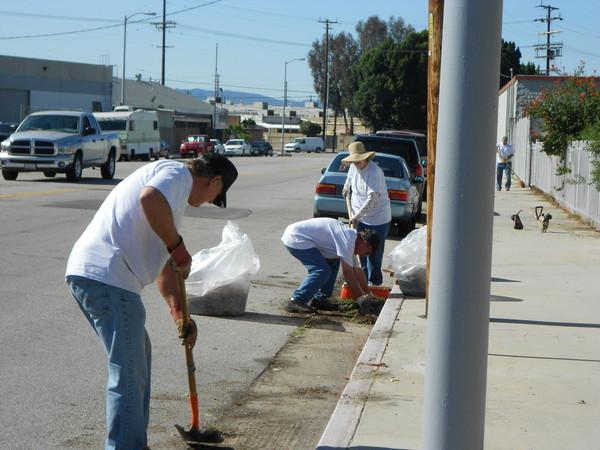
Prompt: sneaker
<box><xmin>496</xmin><ymin>187</ymin><xmax>501</xmax><ymax>191</ymax></box>
<box><xmin>309</xmin><ymin>298</ymin><xmax>339</xmax><ymax>311</ymax></box>
<box><xmin>505</xmin><ymin>187</ymin><xmax>510</xmax><ymax>191</ymax></box>
<box><xmin>285</xmin><ymin>298</ymin><xmax>317</xmax><ymax>313</ymax></box>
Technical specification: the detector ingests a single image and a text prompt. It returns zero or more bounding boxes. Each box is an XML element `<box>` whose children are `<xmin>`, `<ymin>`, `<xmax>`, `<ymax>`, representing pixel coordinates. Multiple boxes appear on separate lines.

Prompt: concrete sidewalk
<box><xmin>318</xmin><ymin>187</ymin><xmax>600</xmax><ymax>449</ymax></box>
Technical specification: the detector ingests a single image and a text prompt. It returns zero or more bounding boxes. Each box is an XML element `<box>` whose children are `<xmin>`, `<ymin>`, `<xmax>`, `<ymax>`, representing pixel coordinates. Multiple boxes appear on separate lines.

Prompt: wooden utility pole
<box><xmin>425</xmin><ymin>0</ymin><xmax>443</xmax><ymax>317</ymax></box>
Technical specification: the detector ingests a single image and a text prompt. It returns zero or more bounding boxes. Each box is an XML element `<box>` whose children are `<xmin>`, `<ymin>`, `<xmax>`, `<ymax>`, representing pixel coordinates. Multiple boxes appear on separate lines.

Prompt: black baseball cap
<box><xmin>195</xmin><ymin>152</ymin><xmax>238</xmax><ymax>208</ymax></box>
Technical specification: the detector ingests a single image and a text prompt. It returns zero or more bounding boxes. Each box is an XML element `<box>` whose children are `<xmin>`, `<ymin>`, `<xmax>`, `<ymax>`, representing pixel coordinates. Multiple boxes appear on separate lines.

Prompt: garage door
<box><xmin>0</xmin><ymin>89</ymin><xmax>29</xmax><ymax>123</ymax></box>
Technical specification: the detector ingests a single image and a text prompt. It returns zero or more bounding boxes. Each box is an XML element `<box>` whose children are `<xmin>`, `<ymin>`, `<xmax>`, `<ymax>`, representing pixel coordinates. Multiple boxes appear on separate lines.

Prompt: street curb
<box><xmin>316</xmin><ymin>290</ymin><xmax>404</xmax><ymax>449</ymax></box>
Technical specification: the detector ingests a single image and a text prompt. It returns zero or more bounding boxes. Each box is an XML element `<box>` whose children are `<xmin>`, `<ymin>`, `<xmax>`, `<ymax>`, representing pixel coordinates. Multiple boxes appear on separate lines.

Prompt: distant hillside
<box><xmin>179</xmin><ymin>88</ymin><xmax>310</xmax><ymax>108</ymax></box>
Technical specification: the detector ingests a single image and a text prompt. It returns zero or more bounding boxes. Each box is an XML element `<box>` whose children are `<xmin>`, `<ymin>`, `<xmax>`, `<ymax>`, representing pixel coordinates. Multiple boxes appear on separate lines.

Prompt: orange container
<box><xmin>339</xmin><ymin>283</ymin><xmax>391</xmax><ymax>300</ymax></box>
<box><xmin>369</xmin><ymin>285</ymin><xmax>391</xmax><ymax>299</ymax></box>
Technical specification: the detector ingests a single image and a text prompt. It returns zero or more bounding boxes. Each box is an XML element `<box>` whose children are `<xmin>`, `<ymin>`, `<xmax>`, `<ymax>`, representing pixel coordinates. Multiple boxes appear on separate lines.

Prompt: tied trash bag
<box><xmin>185</xmin><ymin>221</ymin><xmax>260</xmax><ymax>316</ymax></box>
<box><xmin>388</xmin><ymin>226</ymin><xmax>427</xmax><ymax>297</ymax></box>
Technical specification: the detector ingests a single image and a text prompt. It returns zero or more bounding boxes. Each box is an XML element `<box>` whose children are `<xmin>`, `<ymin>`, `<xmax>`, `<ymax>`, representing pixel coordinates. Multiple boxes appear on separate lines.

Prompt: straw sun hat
<box><xmin>341</xmin><ymin>141</ymin><xmax>375</xmax><ymax>163</ymax></box>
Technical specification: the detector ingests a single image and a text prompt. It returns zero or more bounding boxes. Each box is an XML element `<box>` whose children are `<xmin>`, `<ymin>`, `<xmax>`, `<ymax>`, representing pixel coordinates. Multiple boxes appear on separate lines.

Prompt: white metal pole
<box><xmin>121</xmin><ymin>16</ymin><xmax>127</xmax><ymax>105</ymax></box>
<box><xmin>281</xmin><ymin>61</ymin><xmax>287</xmax><ymax>155</ymax></box>
<box><xmin>422</xmin><ymin>0</ymin><xmax>503</xmax><ymax>449</ymax></box>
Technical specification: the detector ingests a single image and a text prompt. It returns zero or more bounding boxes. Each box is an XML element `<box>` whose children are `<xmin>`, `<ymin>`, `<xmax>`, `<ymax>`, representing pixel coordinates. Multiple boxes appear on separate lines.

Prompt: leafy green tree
<box><xmin>308</xmin><ymin>32</ymin><xmax>360</xmax><ymax>132</ymax></box>
<box><xmin>355</xmin><ymin>16</ymin><xmax>414</xmax><ymax>52</ymax></box>
<box><xmin>500</xmin><ymin>40</ymin><xmax>538</xmax><ymax>88</ymax></box>
<box><xmin>352</xmin><ymin>31</ymin><xmax>428</xmax><ymax>131</ymax></box>
<box><xmin>300</xmin><ymin>120</ymin><xmax>322</xmax><ymax>137</ymax></box>
<box><xmin>227</xmin><ymin>124</ymin><xmax>250</xmax><ymax>141</ymax></box>
<box><xmin>529</xmin><ymin>77</ymin><xmax>600</xmax><ymax>182</ymax></box>
<box><xmin>241</xmin><ymin>118</ymin><xmax>256</xmax><ymax>128</ymax></box>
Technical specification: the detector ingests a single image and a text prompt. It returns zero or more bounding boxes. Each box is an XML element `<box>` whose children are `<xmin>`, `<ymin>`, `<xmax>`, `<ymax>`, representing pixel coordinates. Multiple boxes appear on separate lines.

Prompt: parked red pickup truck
<box><xmin>179</xmin><ymin>134</ymin><xmax>214</xmax><ymax>157</ymax></box>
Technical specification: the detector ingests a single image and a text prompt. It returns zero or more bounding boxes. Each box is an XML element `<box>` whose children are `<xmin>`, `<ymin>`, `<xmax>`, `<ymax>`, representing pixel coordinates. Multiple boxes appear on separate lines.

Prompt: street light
<box><xmin>280</xmin><ymin>58</ymin><xmax>305</xmax><ymax>155</ymax></box>
<box><xmin>121</xmin><ymin>11</ymin><xmax>156</xmax><ymax>105</ymax></box>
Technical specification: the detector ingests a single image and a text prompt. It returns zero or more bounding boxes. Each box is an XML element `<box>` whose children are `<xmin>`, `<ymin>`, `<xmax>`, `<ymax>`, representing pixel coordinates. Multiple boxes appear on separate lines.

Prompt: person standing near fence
<box><xmin>496</xmin><ymin>135</ymin><xmax>515</xmax><ymax>191</ymax></box>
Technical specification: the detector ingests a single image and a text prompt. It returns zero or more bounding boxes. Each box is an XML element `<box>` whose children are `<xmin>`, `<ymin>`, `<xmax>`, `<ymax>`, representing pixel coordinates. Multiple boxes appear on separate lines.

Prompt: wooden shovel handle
<box><xmin>176</xmin><ymin>271</ymin><xmax>200</xmax><ymax>429</ymax></box>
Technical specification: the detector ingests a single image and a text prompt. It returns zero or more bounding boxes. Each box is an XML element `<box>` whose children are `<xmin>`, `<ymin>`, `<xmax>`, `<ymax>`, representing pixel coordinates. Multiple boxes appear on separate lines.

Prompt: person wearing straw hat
<box><xmin>342</xmin><ymin>141</ymin><xmax>392</xmax><ymax>286</ymax></box>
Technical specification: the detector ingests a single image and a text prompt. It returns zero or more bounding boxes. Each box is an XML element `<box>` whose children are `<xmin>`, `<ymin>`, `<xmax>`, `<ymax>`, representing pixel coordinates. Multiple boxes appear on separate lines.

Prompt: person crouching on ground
<box><xmin>281</xmin><ymin>217</ymin><xmax>379</xmax><ymax>313</ymax></box>
<box><xmin>342</xmin><ymin>141</ymin><xmax>391</xmax><ymax>286</ymax></box>
<box><xmin>65</xmin><ymin>153</ymin><xmax>237</xmax><ymax>450</ymax></box>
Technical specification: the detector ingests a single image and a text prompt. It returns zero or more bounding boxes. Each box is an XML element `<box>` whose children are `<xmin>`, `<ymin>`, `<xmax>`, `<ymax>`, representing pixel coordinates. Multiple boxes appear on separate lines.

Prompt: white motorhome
<box><xmin>94</xmin><ymin>107</ymin><xmax>161</xmax><ymax>161</ymax></box>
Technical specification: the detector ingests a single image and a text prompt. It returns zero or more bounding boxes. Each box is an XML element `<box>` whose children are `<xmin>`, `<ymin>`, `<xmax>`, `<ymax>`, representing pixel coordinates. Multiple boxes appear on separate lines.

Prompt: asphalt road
<box><xmin>0</xmin><ymin>152</ymin><xmax>338</xmax><ymax>449</ymax></box>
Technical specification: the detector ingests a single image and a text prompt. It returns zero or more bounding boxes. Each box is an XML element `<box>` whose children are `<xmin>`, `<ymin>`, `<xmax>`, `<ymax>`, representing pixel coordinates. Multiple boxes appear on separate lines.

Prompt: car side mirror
<box><xmin>83</xmin><ymin>126</ymin><xmax>96</xmax><ymax>136</ymax></box>
<box><xmin>10</xmin><ymin>124</ymin><xmax>17</xmax><ymax>131</ymax></box>
<box><xmin>421</xmin><ymin>159</ymin><xmax>427</xmax><ymax>168</ymax></box>
<box><xmin>413</xmin><ymin>175</ymin><xmax>424</xmax><ymax>184</ymax></box>
<box><xmin>321</xmin><ymin>168</ymin><xmax>326</xmax><ymax>174</ymax></box>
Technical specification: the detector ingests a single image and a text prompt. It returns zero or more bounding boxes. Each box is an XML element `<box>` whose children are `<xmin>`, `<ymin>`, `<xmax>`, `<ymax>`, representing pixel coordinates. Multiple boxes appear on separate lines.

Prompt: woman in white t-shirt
<box><xmin>342</xmin><ymin>142</ymin><xmax>392</xmax><ymax>286</ymax></box>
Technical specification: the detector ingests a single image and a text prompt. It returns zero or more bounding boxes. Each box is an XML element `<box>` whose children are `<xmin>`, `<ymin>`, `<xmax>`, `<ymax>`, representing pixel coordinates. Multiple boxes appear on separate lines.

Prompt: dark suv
<box><xmin>354</xmin><ymin>134</ymin><xmax>425</xmax><ymax>214</ymax></box>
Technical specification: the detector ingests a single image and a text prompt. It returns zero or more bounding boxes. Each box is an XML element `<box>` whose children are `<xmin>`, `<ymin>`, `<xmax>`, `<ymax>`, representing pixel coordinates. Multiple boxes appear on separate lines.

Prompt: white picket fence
<box><xmin>512</xmin><ymin>123</ymin><xmax>600</xmax><ymax>230</ymax></box>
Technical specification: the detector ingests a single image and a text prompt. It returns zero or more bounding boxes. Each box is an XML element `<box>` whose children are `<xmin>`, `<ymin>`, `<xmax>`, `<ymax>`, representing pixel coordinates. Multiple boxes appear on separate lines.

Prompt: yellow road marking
<box><xmin>0</xmin><ymin>187</ymin><xmax>90</xmax><ymax>200</ymax></box>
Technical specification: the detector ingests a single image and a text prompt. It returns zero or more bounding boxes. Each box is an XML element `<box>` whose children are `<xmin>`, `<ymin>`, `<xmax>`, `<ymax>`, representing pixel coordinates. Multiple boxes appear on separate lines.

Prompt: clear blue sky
<box><xmin>1</xmin><ymin>0</ymin><xmax>598</xmax><ymax>102</ymax></box>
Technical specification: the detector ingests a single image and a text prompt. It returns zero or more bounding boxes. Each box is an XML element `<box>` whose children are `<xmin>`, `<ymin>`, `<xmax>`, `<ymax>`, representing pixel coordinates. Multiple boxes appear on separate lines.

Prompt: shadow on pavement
<box><xmin>489</xmin><ymin>353</ymin><xmax>600</xmax><ymax>363</ymax></box>
<box><xmin>490</xmin><ymin>317</ymin><xmax>600</xmax><ymax>328</ymax></box>
<box><xmin>490</xmin><ymin>294</ymin><xmax>523</xmax><ymax>302</ymax></box>
<box><xmin>491</xmin><ymin>276</ymin><xmax>521</xmax><ymax>282</ymax></box>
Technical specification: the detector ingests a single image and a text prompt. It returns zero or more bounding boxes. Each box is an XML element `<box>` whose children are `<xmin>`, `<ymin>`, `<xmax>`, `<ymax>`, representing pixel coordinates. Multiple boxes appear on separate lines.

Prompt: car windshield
<box><xmin>227</xmin><ymin>140</ymin><xmax>243</xmax><ymax>145</ymax></box>
<box><xmin>97</xmin><ymin>119</ymin><xmax>127</xmax><ymax>131</ymax></box>
<box><xmin>18</xmin><ymin>115</ymin><xmax>79</xmax><ymax>133</ymax></box>
<box><xmin>210</xmin><ymin>139</ymin><xmax>220</xmax><ymax>144</ymax></box>
<box><xmin>292</xmin><ymin>138</ymin><xmax>303</xmax><ymax>143</ymax></box>
<box><xmin>328</xmin><ymin>154</ymin><xmax>406</xmax><ymax>179</ymax></box>
<box><xmin>186</xmin><ymin>136</ymin><xmax>204</xmax><ymax>142</ymax></box>
<box><xmin>356</xmin><ymin>138</ymin><xmax>418</xmax><ymax>168</ymax></box>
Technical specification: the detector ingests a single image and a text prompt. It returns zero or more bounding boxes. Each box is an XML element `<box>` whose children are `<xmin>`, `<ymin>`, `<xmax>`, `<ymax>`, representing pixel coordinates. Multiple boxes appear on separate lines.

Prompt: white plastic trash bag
<box><xmin>388</xmin><ymin>225</ymin><xmax>427</xmax><ymax>297</ymax></box>
<box><xmin>185</xmin><ymin>221</ymin><xmax>260</xmax><ymax>316</ymax></box>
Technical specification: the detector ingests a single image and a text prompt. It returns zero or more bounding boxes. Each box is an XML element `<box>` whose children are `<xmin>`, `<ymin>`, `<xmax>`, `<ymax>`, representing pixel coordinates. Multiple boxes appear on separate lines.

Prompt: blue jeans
<box><xmin>496</xmin><ymin>162</ymin><xmax>512</xmax><ymax>189</ymax></box>
<box><xmin>357</xmin><ymin>221</ymin><xmax>390</xmax><ymax>286</ymax></box>
<box><xmin>286</xmin><ymin>246</ymin><xmax>340</xmax><ymax>303</ymax></box>
<box><xmin>67</xmin><ymin>276</ymin><xmax>151</xmax><ymax>450</ymax></box>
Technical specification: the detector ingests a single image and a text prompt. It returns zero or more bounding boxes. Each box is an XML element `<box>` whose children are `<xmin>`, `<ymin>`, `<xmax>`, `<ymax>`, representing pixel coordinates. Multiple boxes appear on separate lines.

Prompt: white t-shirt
<box><xmin>281</xmin><ymin>218</ymin><xmax>358</xmax><ymax>266</ymax></box>
<box><xmin>496</xmin><ymin>142</ymin><xmax>515</xmax><ymax>163</ymax></box>
<box><xmin>347</xmin><ymin>161</ymin><xmax>391</xmax><ymax>226</ymax></box>
<box><xmin>66</xmin><ymin>160</ymin><xmax>193</xmax><ymax>294</ymax></box>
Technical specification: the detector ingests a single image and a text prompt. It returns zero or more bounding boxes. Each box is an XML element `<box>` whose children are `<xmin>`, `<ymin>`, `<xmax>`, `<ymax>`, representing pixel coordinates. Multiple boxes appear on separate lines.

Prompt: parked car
<box><xmin>158</xmin><ymin>139</ymin><xmax>170</xmax><ymax>159</ymax></box>
<box><xmin>284</xmin><ymin>136</ymin><xmax>324</xmax><ymax>153</ymax></box>
<box><xmin>354</xmin><ymin>134</ymin><xmax>425</xmax><ymax>215</ymax></box>
<box><xmin>250</xmin><ymin>140</ymin><xmax>274</xmax><ymax>156</ymax></box>
<box><xmin>314</xmin><ymin>152</ymin><xmax>423</xmax><ymax>235</ymax></box>
<box><xmin>371</xmin><ymin>131</ymin><xmax>429</xmax><ymax>196</ymax></box>
<box><xmin>224</xmin><ymin>139</ymin><xmax>251</xmax><ymax>156</ymax></box>
<box><xmin>0</xmin><ymin>122</ymin><xmax>18</xmax><ymax>143</ymax></box>
<box><xmin>179</xmin><ymin>134</ymin><xmax>213</xmax><ymax>158</ymax></box>
<box><xmin>0</xmin><ymin>111</ymin><xmax>120</xmax><ymax>182</ymax></box>
<box><xmin>210</xmin><ymin>139</ymin><xmax>225</xmax><ymax>154</ymax></box>
<box><xmin>376</xmin><ymin>130</ymin><xmax>427</xmax><ymax>159</ymax></box>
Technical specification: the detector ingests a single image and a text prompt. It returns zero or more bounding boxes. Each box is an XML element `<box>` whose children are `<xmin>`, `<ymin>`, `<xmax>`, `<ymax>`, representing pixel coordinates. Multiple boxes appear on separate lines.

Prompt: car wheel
<box><xmin>43</xmin><ymin>171</ymin><xmax>56</xmax><ymax>178</ymax></box>
<box><xmin>295</xmin><ymin>148</ymin><xmax>300</xmax><ymax>153</ymax></box>
<box><xmin>101</xmin><ymin>150</ymin><xmax>116</xmax><ymax>179</ymax></box>
<box><xmin>315</xmin><ymin>147</ymin><xmax>322</xmax><ymax>153</ymax></box>
<box><xmin>66</xmin><ymin>153</ymin><xmax>83</xmax><ymax>182</ymax></box>
<box><xmin>2</xmin><ymin>170</ymin><xmax>18</xmax><ymax>181</ymax></box>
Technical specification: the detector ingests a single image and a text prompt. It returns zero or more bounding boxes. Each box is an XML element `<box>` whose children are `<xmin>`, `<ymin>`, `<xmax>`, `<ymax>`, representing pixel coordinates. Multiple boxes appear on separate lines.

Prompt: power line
<box><xmin>0</xmin><ymin>0</ymin><xmax>221</xmax><ymax>40</ymax></box>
